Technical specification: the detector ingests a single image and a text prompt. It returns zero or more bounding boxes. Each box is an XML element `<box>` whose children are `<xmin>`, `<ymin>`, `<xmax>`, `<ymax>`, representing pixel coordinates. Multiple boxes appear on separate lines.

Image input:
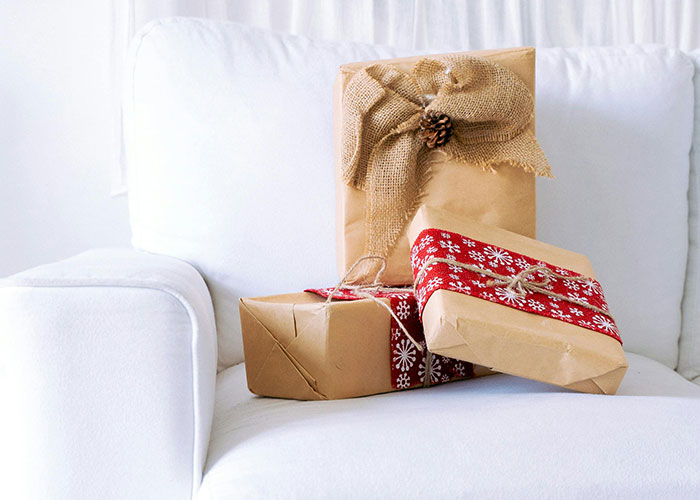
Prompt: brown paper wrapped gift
<box><xmin>240</xmin><ymin>290</ymin><xmax>491</xmax><ymax>400</ymax></box>
<box><xmin>407</xmin><ymin>206</ymin><xmax>628</xmax><ymax>395</ymax></box>
<box><xmin>335</xmin><ymin>47</ymin><xmax>552</xmax><ymax>284</ymax></box>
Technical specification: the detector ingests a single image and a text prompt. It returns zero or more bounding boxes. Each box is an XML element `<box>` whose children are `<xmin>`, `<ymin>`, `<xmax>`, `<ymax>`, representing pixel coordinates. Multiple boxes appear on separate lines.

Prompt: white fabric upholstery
<box><xmin>126</xmin><ymin>19</ymin><xmax>696</xmax><ymax>371</ymax></box>
<box><xmin>679</xmin><ymin>50</ymin><xmax>700</xmax><ymax>383</ymax></box>
<box><xmin>200</xmin><ymin>353</ymin><xmax>700</xmax><ymax>499</ymax></box>
<box><xmin>535</xmin><ymin>46</ymin><xmax>694</xmax><ymax>368</ymax></box>
<box><xmin>0</xmin><ymin>249</ymin><xmax>217</xmax><ymax>500</ymax></box>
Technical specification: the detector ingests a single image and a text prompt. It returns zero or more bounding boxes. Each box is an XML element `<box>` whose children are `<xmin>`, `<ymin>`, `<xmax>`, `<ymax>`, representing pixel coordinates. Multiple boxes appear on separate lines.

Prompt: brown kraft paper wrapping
<box><xmin>335</xmin><ymin>47</ymin><xmax>539</xmax><ymax>285</ymax></box>
<box><xmin>407</xmin><ymin>206</ymin><xmax>628</xmax><ymax>395</ymax></box>
<box><xmin>240</xmin><ymin>292</ymin><xmax>492</xmax><ymax>400</ymax></box>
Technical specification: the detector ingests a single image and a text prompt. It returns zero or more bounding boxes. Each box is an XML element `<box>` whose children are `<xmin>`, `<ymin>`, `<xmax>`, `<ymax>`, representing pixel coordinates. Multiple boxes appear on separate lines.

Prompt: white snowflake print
<box><xmin>392</xmin><ymin>338</ymin><xmax>417</xmax><ymax>372</ymax></box>
<box><xmin>445</xmin><ymin>253</ymin><xmax>458</xmax><ymax>262</ymax></box>
<box><xmin>461</xmin><ymin>238</ymin><xmax>476</xmax><ymax>247</ymax></box>
<box><xmin>440</xmin><ymin>240</ymin><xmax>461</xmax><ymax>254</ymax></box>
<box><xmin>441</xmin><ymin>374</ymin><xmax>451</xmax><ymax>383</ymax></box>
<box><xmin>549</xmin><ymin>301</ymin><xmax>560</xmax><ymax>309</ymax></box>
<box><xmin>555</xmin><ymin>267</ymin><xmax>571</xmax><ymax>276</ymax></box>
<box><xmin>396</xmin><ymin>373</ymin><xmax>411</xmax><ymax>390</ymax></box>
<box><xmin>448</xmin><ymin>264</ymin><xmax>464</xmax><ymax>274</ymax></box>
<box><xmin>563</xmin><ymin>280</ymin><xmax>580</xmax><ymax>291</ymax></box>
<box><xmin>419</xmin><ymin>234</ymin><xmax>434</xmax><ymax>249</ymax></box>
<box><xmin>426</xmin><ymin>277</ymin><xmax>443</xmax><ymax>291</ymax></box>
<box><xmin>448</xmin><ymin>281</ymin><xmax>471</xmax><ymax>294</ymax></box>
<box><xmin>581</xmin><ymin>279</ymin><xmax>601</xmax><ymax>296</ymax></box>
<box><xmin>567</xmin><ymin>292</ymin><xmax>588</xmax><ymax>303</ymax></box>
<box><xmin>506</xmin><ymin>266</ymin><xmax>516</xmax><ymax>273</ymax></box>
<box><xmin>419</xmin><ymin>356</ymin><xmax>442</xmax><ymax>384</ymax></box>
<box><xmin>468</xmin><ymin>250</ymin><xmax>486</xmax><ymax>263</ymax></box>
<box><xmin>440</xmin><ymin>232</ymin><xmax>452</xmax><ymax>239</ymax></box>
<box><xmin>495</xmin><ymin>287</ymin><xmax>526</xmax><ymax>307</ymax></box>
<box><xmin>481</xmin><ymin>291</ymin><xmax>497</xmax><ymax>301</ymax></box>
<box><xmin>483</xmin><ymin>246</ymin><xmax>513</xmax><ymax>266</ymax></box>
<box><xmin>426</xmin><ymin>246</ymin><xmax>438</xmax><ymax>254</ymax></box>
<box><xmin>527</xmin><ymin>298</ymin><xmax>545</xmax><ymax>311</ymax></box>
<box><xmin>578</xmin><ymin>319</ymin><xmax>595</xmax><ymax>329</ymax></box>
<box><xmin>472</xmin><ymin>280</ymin><xmax>488</xmax><ymax>288</ymax></box>
<box><xmin>551</xmin><ymin>309</ymin><xmax>572</xmax><ymax>321</ymax></box>
<box><xmin>395</xmin><ymin>300</ymin><xmax>412</xmax><ymax>320</ymax></box>
<box><xmin>592</xmin><ymin>315</ymin><xmax>617</xmax><ymax>334</ymax></box>
<box><xmin>390</xmin><ymin>327</ymin><xmax>401</xmax><ymax>340</ymax></box>
<box><xmin>569</xmin><ymin>307</ymin><xmax>584</xmax><ymax>317</ymax></box>
<box><xmin>514</xmin><ymin>257</ymin><xmax>531</xmax><ymax>270</ymax></box>
<box><xmin>454</xmin><ymin>363</ymin><xmax>467</xmax><ymax>377</ymax></box>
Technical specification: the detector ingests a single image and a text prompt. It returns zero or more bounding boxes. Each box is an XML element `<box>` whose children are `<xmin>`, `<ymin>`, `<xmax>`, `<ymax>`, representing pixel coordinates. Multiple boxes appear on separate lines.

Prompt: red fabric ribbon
<box><xmin>306</xmin><ymin>287</ymin><xmax>473</xmax><ymax>390</ymax></box>
<box><xmin>411</xmin><ymin>228</ymin><xmax>622</xmax><ymax>344</ymax></box>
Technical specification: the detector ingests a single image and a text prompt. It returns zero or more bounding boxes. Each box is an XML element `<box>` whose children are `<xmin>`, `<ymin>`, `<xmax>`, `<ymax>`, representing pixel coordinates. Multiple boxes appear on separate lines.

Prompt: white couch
<box><xmin>2</xmin><ymin>18</ymin><xmax>700</xmax><ymax>499</ymax></box>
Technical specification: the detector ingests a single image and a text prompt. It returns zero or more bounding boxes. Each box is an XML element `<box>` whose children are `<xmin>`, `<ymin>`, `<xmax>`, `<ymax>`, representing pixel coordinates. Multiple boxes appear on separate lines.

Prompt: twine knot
<box><xmin>486</xmin><ymin>265</ymin><xmax>552</xmax><ymax>297</ymax></box>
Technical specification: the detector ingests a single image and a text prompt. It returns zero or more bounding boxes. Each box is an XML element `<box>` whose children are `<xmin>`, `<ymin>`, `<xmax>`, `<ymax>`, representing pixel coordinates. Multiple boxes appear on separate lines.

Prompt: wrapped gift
<box><xmin>239</xmin><ymin>287</ymin><xmax>488</xmax><ymax>400</ymax></box>
<box><xmin>335</xmin><ymin>47</ymin><xmax>552</xmax><ymax>284</ymax></box>
<box><xmin>407</xmin><ymin>206</ymin><xmax>628</xmax><ymax>394</ymax></box>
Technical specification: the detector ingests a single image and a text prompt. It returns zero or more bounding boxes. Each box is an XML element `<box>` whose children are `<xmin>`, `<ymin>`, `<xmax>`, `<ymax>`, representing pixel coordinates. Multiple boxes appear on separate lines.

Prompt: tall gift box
<box><xmin>335</xmin><ymin>48</ymin><xmax>552</xmax><ymax>284</ymax></box>
<box><xmin>240</xmin><ymin>289</ymin><xmax>491</xmax><ymax>400</ymax></box>
<box><xmin>408</xmin><ymin>206</ymin><xmax>628</xmax><ymax>394</ymax></box>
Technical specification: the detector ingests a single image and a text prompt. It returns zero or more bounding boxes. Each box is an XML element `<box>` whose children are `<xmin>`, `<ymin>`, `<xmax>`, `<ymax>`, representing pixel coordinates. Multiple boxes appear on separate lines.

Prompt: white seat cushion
<box><xmin>200</xmin><ymin>353</ymin><xmax>700</xmax><ymax>499</ymax></box>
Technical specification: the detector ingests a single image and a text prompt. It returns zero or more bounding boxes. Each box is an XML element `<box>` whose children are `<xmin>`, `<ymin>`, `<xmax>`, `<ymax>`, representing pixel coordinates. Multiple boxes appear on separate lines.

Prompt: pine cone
<box><xmin>419</xmin><ymin>110</ymin><xmax>453</xmax><ymax>148</ymax></box>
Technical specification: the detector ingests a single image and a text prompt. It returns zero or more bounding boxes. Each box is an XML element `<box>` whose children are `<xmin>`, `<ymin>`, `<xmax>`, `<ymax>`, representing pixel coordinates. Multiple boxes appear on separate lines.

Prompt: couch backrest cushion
<box><xmin>535</xmin><ymin>46</ymin><xmax>694</xmax><ymax>369</ymax></box>
<box><xmin>678</xmin><ymin>50</ymin><xmax>700</xmax><ymax>383</ymax></box>
<box><xmin>125</xmin><ymin>18</ymin><xmax>695</xmax><ymax>371</ymax></box>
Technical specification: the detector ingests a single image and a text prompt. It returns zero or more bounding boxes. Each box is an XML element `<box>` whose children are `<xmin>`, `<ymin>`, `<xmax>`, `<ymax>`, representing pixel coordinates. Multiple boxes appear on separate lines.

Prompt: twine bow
<box><xmin>415</xmin><ymin>257</ymin><xmax>614</xmax><ymax>320</ymax></box>
<box><xmin>342</xmin><ymin>55</ymin><xmax>553</xmax><ymax>270</ymax></box>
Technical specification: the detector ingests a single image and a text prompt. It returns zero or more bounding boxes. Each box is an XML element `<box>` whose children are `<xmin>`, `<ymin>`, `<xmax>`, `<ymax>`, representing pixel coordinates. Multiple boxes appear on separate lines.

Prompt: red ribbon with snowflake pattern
<box><xmin>411</xmin><ymin>228</ymin><xmax>622</xmax><ymax>344</ymax></box>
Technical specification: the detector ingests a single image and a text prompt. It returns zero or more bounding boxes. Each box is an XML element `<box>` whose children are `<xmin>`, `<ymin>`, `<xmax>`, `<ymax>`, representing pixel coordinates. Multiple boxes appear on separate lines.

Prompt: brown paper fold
<box><xmin>240</xmin><ymin>292</ymin><xmax>492</xmax><ymax>400</ymax></box>
<box><xmin>335</xmin><ymin>47</ymin><xmax>539</xmax><ymax>284</ymax></box>
<box><xmin>407</xmin><ymin>206</ymin><xmax>628</xmax><ymax>395</ymax></box>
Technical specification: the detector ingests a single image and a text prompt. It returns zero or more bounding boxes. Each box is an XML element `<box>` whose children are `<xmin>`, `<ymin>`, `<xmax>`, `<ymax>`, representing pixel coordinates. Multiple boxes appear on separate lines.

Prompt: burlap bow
<box><xmin>342</xmin><ymin>55</ymin><xmax>552</xmax><ymax>262</ymax></box>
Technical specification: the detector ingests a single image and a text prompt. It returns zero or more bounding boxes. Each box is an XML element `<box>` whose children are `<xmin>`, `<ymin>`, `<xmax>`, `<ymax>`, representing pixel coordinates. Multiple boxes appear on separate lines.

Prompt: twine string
<box><xmin>325</xmin><ymin>256</ymin><xmax>424</xmax><ymax>352</ymax></box>
<box><xmin>414</xmin><ymin>257</ymin><xmax>614</xmax><ymax>320</ymax></box>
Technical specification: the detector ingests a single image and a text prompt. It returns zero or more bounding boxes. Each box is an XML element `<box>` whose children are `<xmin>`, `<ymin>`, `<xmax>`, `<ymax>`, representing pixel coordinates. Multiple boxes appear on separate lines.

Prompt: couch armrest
<box><xmin>0</xmin><ymin>249</ymin><xmax>217</xmax><ymax>500</ymax></box>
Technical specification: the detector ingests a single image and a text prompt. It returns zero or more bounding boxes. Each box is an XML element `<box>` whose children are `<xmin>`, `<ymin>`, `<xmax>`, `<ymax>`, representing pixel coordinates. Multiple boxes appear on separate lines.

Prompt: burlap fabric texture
<box><xmin>341</xmin><ymin>55</ymin><xmax>552</xmax><ymax>266</ymax></box>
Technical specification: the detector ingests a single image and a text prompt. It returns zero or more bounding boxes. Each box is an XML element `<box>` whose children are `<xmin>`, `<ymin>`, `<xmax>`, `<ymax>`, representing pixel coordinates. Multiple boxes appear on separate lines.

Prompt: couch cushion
<box><xmin>535</xmin><ymin>46</ymin><xmax>694</xmax><ymax>369</ymax></box>
<box><xmin>125</xmin><ymin>18</ymin><xmax>694</xmax><ymax>370</ymax></box>
<box><xmin>125</xmin><ymin>18</ymin><xmax>413</xmax><ymax>369</ymax></box>
<box><xmin>678</xmin><ymin>50</ymin><xmax>700</xmax><ymax>383</ymax></box>
<box><xmin>200</xmin><ymin>353</ymin><xmax>700</xmax><ymax>499</ymax></box>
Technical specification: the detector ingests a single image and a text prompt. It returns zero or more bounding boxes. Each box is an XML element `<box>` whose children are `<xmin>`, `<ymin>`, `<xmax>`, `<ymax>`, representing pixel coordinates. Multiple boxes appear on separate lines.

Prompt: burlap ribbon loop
<box><xmin>342</xmin><ymin>55</ymin><xmax>553</xmax><ymax>264</ymax></box>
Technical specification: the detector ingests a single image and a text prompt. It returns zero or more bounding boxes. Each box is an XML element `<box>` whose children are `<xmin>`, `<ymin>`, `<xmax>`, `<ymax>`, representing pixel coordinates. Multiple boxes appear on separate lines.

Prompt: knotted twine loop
<box><xmin>325</xmin><ymin>256</ymin><xmax>424</xmax><ymax>352</ymax></box>
<box><xmin>342</xmin><ymin>55</ymin><xmax>553</xmax><ymax>271</ymax></box>
<box><xmin>414</xmin><ymin>257</ymin><xmax>615</xmax><ymax>320</ymax></box>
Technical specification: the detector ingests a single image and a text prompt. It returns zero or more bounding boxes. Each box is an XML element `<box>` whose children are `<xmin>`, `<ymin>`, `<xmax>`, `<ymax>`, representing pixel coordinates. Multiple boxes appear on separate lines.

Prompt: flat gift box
<box><xmin>335</xmin><ymin>47</ymin><xmax>541</xmax><ymax>285</ymax></box>
<box><xmin>407</xmin><ymin>205</ymin><xmax>628</xmax><ymax>395</ymax></box>
<box><xmin>239</xmin><ymin>290</ymin><xmax>490</xmax><ymax>400</ymax></box>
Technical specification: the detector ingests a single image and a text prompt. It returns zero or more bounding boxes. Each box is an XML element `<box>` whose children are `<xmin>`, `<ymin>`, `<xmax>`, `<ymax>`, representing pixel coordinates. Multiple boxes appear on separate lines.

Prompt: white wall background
<box><xmin>0</xmin><ymin>1</ymin><xmax>130</xmax><ymax>277</ymax></box>
<box><xmin>2</xmin><ymin>0</ymin><xmax>699</xmax><ymax>277</ymax></box>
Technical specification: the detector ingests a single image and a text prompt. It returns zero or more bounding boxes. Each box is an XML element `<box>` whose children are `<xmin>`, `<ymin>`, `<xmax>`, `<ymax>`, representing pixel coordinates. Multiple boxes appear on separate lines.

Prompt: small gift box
<box><xmin>407</xmin><ymin>206</ymin><xmax>628</xmax><ymax>394</ymax></box>
<box><xmin>240</xmin><ymin>284</ymin><xmax>487</xmax><ymax>400</ymax></box>
<box><xmin>335</xmin><ymin>47</ymin><xmax>552</xmax><ymax>284</ymax></box>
